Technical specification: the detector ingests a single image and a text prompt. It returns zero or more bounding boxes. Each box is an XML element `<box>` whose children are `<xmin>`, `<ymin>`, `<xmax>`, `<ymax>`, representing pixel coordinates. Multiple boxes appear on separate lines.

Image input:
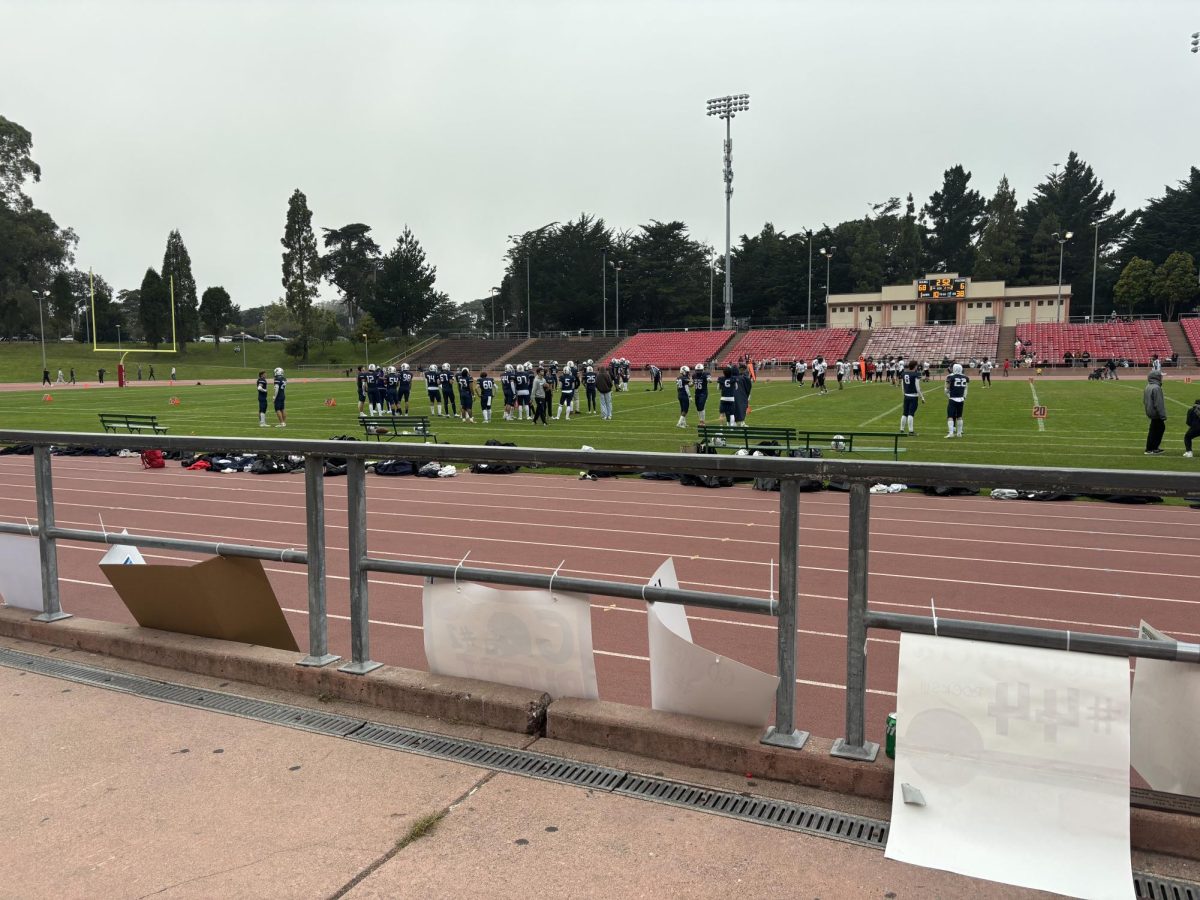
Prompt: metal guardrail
<box><xmin>1</xmin><ymin>429</ymin><xmax>1198</xmax><ymax>762</ymax></box>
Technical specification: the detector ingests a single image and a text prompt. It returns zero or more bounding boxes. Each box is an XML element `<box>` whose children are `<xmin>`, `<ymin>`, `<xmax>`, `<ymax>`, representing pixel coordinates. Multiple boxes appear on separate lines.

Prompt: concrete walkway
<box><xmin>3</xmin><ymin>643</ymin><xmax>1197</xmax><ymax>899</ymax></box>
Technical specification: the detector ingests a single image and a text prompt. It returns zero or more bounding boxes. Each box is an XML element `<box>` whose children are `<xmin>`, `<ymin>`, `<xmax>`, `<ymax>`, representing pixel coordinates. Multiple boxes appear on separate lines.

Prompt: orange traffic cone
<box><xmin>42</xmin><ymin>394</ymin><xmax>53</xmax><ymax>403</ymax></box>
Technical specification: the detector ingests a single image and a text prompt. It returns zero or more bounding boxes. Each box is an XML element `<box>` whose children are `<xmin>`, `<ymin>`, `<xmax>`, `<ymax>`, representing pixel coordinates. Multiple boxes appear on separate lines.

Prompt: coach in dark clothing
<box><xmin>1144</xmin><ymin>371</ymin><xmax>1167</xmax><ymax>455</ymax></box>
<box><xmin>1183</xmin><ymin>399</ymin><xmax>1200</xmax><ymax>458</ymax></box>
<box><xmin>596</xmin><ymin>366</ymin><xmax>614</xmax><ymax>420</ymax></box>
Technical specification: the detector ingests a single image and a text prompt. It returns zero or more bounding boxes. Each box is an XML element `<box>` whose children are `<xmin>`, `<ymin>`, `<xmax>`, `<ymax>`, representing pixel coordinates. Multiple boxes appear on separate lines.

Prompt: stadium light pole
<box><xmin>116</xmin><ymin>323</ymin><xmax>121</xmax><ymax>352</ymax></box>
<box><xmin>362</xmin><ymin>333</ymin><xmax>369</xmax><ymax>366</ymax></box>
<box><xmin>819</xmin><ymin>246</ymin><xmax>836</xmax><ymax>315</ymax></box>
<box><xmin>489</xmin><ymin>287</ymin><xmax>500</xmax><ymax>338</ymax></box>
<box><xmin>508</xmin><ymin>221</ymin><xmax>558</xmax><ymax>340</ymax></box>
<box><xmin>602</xmin><ymin>248</ymin><xmax>607</xmax><ymax>334</ymax></box>
<box><xmin>1053</xmin><ymin>231</ymin><xmax>1073</xmax><ymax>323</ymax></box>
<box><xmin>609</xmin><ymin>260</ymin><xmax>623</xmax><ymax>333</ymax></box>
<box><xmin>804</xmin><ymin>229</ymin><xmax>814</xmax><ymax>329</ymax></box>
<box><xmin>706</xmin><ymin>93</ymin><xmax>750</xmax><ymax>330</ymax></box>
<box><xmin>1090</xmin><ymin>220</ymin><xmax>1100</xmax><ymax>323</ymax></box>
<box><xmin>33</xmin><ymin>290</ymin><xmax>49</xmax><ymax>372</ymax></box>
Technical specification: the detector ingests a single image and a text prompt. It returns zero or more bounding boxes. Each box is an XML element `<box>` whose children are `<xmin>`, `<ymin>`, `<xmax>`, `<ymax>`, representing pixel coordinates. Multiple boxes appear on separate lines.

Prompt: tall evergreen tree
<box><xmin>1122</xmin><ymin>167</ymin><xmax>1200</xmax><ymax>268</ymax></box>
<box><xmin>893</xmin><ymin>194</ymin><xmax>926</xmax><ymax>281</ymax></box>
<box><xmin>974</xmin><ymin>176</ymin><xmax>1022</xmax><ymax>281</ymax></box>
<box><xmin>81</xmin><ymin>273</ymin><xmax>120</xmax><ymax>342</ymax></box>
<box><xmin>48</xmin><ymin>271</ymin><xmax>75</xmax><ymax>336</ymax></box>
<box><xmin>199</xmin><ymin>286</ymin><xmax>235</xmax><ymax>339</ymax></box>
<box><xmin>850</xmin><ymin>217</ymin><xmax>884</xmax><ymax>291</ymax></box>
<box><xmin>280</xmin><ymin>189</ymin><xmax>321</xmax><ymax>361</ymax></box>
<box><xmin>923</xmin><ymin>165</ymin><xmax>985</xmax><ymax>273</ymax></box>
<box><xmin>137</xmin><ymin>268</ymin><xmax>169</xmax><ymax>347</ymax></box>
<box><xmin>321</xmin><ymin>223</ymin><xmax>380</xmax><ymax>326</ymax></box>
<box><xmin>1025</xmin><ymin>213</ymin><xmax>1065</xmax><ymax>287</ymax></box>
<box><xmin>619</xmin><ymin>221</ymin><xmax>710</xmax><ymax>329</ymax></box>
<box><xmin>161</xmin><ymin>229</ymin><xmax>197</xmax><ymax>348</ymax></box>
<box><xmin>372</xmin><ymin>226</ymin><xmax>439</xmax><ymax>333</ymax></box>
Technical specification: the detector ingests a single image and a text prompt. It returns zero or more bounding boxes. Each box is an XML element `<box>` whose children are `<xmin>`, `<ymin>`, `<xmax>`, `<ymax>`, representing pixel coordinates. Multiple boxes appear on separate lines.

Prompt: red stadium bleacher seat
<box><xmin>1015</xmin><ymin>322</ymin><xmax>1171</xmax><ymax>366</ymax></box>
<box><xmin>1178</xmin><ymin>318</ymin><xmax>1200</xmax><ymax>361</ymax></box>
<box><xmin>862</xmin><ymin>326</ymin><xmax>999</xmax><ymax>363</ymax></box>
<box><xmin>607</xmin><ymin>331</ymin><xmax>735</xmax><ymax>369</ymax></box>
<box><xmin>720</xmin><ymin>329</ymin><xmax>857</xmax><ymax>367</ymax></box>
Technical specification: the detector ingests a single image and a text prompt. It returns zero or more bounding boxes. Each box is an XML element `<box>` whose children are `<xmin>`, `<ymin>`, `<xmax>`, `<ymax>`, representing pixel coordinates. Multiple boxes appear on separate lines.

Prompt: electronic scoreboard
<box><xmin>916</xmin><ymin>277</ymin><xmax>967</xmax><ymax>299</ymax></box>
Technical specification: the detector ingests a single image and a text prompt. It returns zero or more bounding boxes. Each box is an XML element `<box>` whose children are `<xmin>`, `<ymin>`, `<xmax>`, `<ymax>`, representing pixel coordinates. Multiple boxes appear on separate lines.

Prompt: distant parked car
<box><xmin>264</xmin><ymin>334</ymin><xmax>287</xmax><ymax>342</ymax></box>
<box><xmin>59</xmin><ymin>336</ymin><xmax>75</xmax><ymax>342</ymax></box>
<box><xmin>218</xmin><ymin>335</ymin><xmax>232</xmax><ymax>343</ymax></box>
<box><xmin>198</xmin><ymin>335</ymin><xmax>216</xmax><ymax>343</ymax></box>
<box><xmin>233</xmin><ymin>332</ymin><xmax>263</xmax><ymax>343</ymax></box>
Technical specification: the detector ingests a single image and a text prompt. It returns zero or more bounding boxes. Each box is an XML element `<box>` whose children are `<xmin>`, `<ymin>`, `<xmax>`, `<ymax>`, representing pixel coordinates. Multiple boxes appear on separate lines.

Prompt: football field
<box><xmin>2</xmin><ymin>372</ymin><xmax>1198</xmax><ymax>472</ymax></box>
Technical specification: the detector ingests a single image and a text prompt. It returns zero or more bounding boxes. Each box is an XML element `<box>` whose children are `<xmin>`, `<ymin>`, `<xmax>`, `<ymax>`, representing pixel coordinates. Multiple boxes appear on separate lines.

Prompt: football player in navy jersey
<box><xmin>424</xmin><ymin>364</ymin><xmax>442</xmax><ymax>416</ymax></box>
<box><xmin>692</xmin><ymin>363</ymin><xmax>710</xmax><ymax>425</ymax></box>
<box><xmin>583</xmin><ymin>365</ymin><xmax>598</xmax><ymax>413</ymax></box>
<box><xmin>363</xmin><ymin>364</ymin><xmax>379</xmax><ymax>416</ymax></box>
<box><xmin>718</xmin><ymin>366</ymin><xmax>741</xmax><ymax>426</ymax></box>
<box><xmin>555</xmin><ymin>366</ymin><xmax>576</xmax><ymax>420</ymax></box>
<box><xmin>513</xmin><ymin>363</ymin><xmax>532</xmax><ymax>420</ymax></box>
<box><xmin>256</xmin><ymin>370</ymin><xmax>269</xmax><ymax>427</ymax></box>
<box><xmin>272</xmin><ymin>366</ymin><xmax>288</xmax><ymax>427</ymax></box>
<box><xmin>477</xmin><ymin>371</ymin><xmax>495</xmax><ymax>423</ymax></box>
<box><xmin>355</xmin><ymin>365</ymin><xmax>368</xmax><ymax>417</ymax></box>
<box><xmin>736</xmin><ymin>363</ymin><xmax>753</xmax><ymax>423</ymax></box>
<box><xmin>675</xmin><ymin>365</ymin><xmax>691</xmax><ymax>428</ymax></box>
<box><xmin>438</xmin><ymin>363</ymin><xmax>457</xmax><ymax>416</ymax></box>
<box><xmin>501</xmin><ymin>364</ymin><xmax>516</xmax><ymax>420</ymax></box>
<box><xmin>899</xmin><ymin>360</ymin><xmax>925</xmax><ymax>436</ymax></box>
<box><xmin>944</xmin><ymin>363</ymin><xmax>969</xmax><ymax>438</ymax></box>
<box><xmin>385</xmin><ymin>366</ymin><xmax>401</xmax><ymax>414</ymax></box>
<box><xmin>456</xmin><ymin>367</ymin><xmax>475</xmax><ymax>422</ymax></box>
<box><xmin>398</xmin><ymin>363</ymin><xmax>413</xmax><ymax>414</ymax></box>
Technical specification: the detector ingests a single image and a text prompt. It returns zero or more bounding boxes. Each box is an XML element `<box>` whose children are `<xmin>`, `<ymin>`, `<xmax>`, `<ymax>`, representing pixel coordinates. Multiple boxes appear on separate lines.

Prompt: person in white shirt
<box><xmin>980</xmin><ymin>357</ymin><xmax>994</xmax><ymax>387</ymax></box>
<box><xmin>835</xmin><ymin>359</ymin><xmax>848</xmax><ymax>390</ymax></box>
<box><xmin>794</xmin><ymin>359</ymin><xmax>807</xmax><ymax>386</ymax></box>
<box><xmin>812</xmin><ymin>357</ymin><xmax>828</xmax><ymax>395</ymax></box>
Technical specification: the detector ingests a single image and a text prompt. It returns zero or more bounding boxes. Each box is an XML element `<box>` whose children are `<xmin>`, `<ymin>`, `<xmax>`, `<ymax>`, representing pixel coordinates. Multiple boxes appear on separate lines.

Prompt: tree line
<box><xmin>3</xmin><ymin>111</ymin><xmax>1198</xmax><ymax>353</ymax></box>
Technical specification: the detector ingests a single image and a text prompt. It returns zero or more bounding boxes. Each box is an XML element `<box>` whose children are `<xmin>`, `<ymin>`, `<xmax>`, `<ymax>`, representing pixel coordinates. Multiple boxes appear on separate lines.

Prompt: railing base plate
<box><xmin>760</xmin><ymin>726</ymin><xmax>810</xmax><ymax>750</ymax></box>
<box><xmin>338</xmin><ymin>659</ymin><xmax>382</xmax><ymax>676</ymax></box>
<box><xmin>830</xmin><ymin>738</ymin><xmax>880</xmax><ymax>762</ymax></box>
<box><xmin>32</xmin><ymin>611</ymin><xmax>72</xmax><ymax>623</ymax></box>
<box><xmin>297</xmin><ymin>653</ymin><xmax>341</xmax><ymax>668</ymax></box>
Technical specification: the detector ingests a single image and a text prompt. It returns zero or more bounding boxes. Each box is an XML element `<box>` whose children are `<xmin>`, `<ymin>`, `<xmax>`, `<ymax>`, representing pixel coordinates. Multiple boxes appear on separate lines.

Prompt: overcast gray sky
<box><xmin>4</xmin><ymin>0</ymin><xmax>1197</xmax><ymax>311</ymax></box>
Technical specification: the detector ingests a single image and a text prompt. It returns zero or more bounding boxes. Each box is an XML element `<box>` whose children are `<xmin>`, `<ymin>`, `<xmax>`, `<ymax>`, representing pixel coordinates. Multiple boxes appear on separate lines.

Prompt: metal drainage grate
<box><xmin>3</xmin><ymin>645</ymin><xmax>1199</xmax><ymax>893</ymax></box>
<box><xmin>617</xmin><ymin>774</ymin><xmax>889</xmax><ymax>848</ymax></box>
<box><xmin>349</xmin><ymin>723</ymin><xmax>625</xmax><ymax>790</ymax></box>
<box><xmin>1135</xmin><ymin>873</ymin><xmax>1198</xmax><ymax>900</ymax></box>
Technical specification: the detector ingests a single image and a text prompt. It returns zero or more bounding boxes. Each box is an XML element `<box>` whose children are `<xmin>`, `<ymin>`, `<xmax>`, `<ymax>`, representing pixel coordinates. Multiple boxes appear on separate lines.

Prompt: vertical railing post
<box><xmin>32</xmin><ymin>445</ymin><xmax>70</xmax><ymax>623</ymax></box>
<box><xmin>338</xmin><ymin>457</ymin><xmax>381</xmax><ymax>674</ymax></box>
<box><xmin>832</xmin><ymin>481</ymin><xmax>879</xmax><ymax>761</ymax></box>
<box><xmin>297</xmin><ymin>456</ymin><xmax>339</xmax><ymax>667</ymax></box>
<box><xmin>761</xmin><ymin>478</ymin><xmax>809</xmax><ymax>749</ymax></box>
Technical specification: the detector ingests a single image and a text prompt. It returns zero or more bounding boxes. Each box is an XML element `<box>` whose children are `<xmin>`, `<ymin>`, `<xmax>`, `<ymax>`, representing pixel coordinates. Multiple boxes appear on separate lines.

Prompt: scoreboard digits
<box><xmin>917</xmin><ymin>277</ymin><xmax>967</xmax><ymax>299</ymax></box>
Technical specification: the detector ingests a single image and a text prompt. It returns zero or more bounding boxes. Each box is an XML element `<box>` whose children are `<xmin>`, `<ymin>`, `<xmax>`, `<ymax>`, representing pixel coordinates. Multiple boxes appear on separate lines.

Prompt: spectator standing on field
<box><xmin>42</xmin><ymin>368</ymin><xmax>51</xmax><ymax>386</ymax></box>
<box><xmin>68</xmin><ymin>368</ymin><xmax>76</xmax><ymax>384</ymax></box>
<box><xmin>148</xmin><ymin>365</ymin><xmax>155</xmax><ymax>381</ymax></box>
<box><xmin>55</xmin><ymin>368</ymin><xmax>65</xmax><ymax>384</ymax></box>
<box><xmin>1143</xmin><ymin>371</ymin><xmax>1167</xmax><ymax>455</ymax></box>
<box><xmin>1183</xmin><ymin>398</ymin><xmax>1200</xmax><ymax>458</ymax></box>
<box><xmin>595</xmin><ymin>364</ymin><xmax>614</xmax><ymax>420</ymax></box>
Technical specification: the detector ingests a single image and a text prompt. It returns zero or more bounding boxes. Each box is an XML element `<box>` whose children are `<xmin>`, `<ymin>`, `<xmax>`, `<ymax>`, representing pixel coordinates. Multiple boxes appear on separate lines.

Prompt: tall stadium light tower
<box><xmin>1053</xmin><ymin>231</ymin><xmax>1073</xmax><ymax>323</ymax></box>
<box><xmin>707</xmin><ymin>93</ymin><xmax>750</xmax><ymax>330</ymax></box>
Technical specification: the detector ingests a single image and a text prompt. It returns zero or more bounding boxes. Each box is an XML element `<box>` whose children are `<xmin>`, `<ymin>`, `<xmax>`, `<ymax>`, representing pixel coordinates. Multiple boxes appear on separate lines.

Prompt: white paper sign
<box><xmin>0</xmin><ymin>533</ymin><xmax>43</xmax><ymax>611</ymax></box>
<box><xmin>422</xmin><ymin>578</ymin><xmax>598</xmax><ymax>700</ymax></box>
<box><xmin>646</xmin><ymin>559</ymin><xmax>778</xmax><ymax>728</ymax></box>
<box><xmin>886</xmin><ymin>633</ymin><xmax>1133</xmax><ymax>900</ymax></box>
<box><xmin>1131</xmin><ymin>621</ymin><xmax>1200</xmax><ymax>796</ymax></box>
<box><xmin>100</xmin><ymin>531</ymin><xmax>145</xmax><ymax>566</ymax></box>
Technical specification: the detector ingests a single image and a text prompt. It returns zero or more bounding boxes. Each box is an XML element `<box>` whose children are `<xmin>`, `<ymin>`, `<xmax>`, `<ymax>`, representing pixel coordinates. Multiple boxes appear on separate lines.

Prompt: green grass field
<box><xmin>0</xmin><ymin>339</ymin><xmax>412</xmax><ymax>382</ymax></box>
<box><xmin>1</xmin><ymin>371</ymin><xmax>1197</xmax><ymax>472</ymax></box>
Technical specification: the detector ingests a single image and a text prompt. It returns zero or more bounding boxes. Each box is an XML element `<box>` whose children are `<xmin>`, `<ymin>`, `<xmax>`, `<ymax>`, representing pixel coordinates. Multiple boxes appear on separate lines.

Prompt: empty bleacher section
<box><xmin>404</xmin><ymin>337</ymin><xmax>526</xmax><ymax>368</ymax></box>
<box><xmin>863</xmin><ymin>325</ymin><xmax>1000</xmax><ymax>362</ymax></box>
<box><xmin>1178</xmin><ymin>318</ymin><xmax>1200</xmax><ymax>362</ymax></box>
<box><xmin>720</xmin><ymin>328</ymin><xmax>857</xmax><ymax>366</ymax></box>
<box><xmin>608</xmin><ymin>330</ymin><xmax>735</xmax><ymax>368</ymax></box>
<box><xmin>1015</xmin><ymin>321</ymin><xmax>1171</xmax><ymax>366</ymax></box>
<box><xmin>500</xmin><ymin>335</ymin><xmax>624</xmax><ymax>368</ymax></box>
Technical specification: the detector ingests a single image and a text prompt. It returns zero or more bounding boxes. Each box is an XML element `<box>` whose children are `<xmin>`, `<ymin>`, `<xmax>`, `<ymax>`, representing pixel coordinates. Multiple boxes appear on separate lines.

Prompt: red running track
<box><xmin>0</xmin><ymin>456</ymin><xmax>1197</xmax><ymax>745</ymax></box>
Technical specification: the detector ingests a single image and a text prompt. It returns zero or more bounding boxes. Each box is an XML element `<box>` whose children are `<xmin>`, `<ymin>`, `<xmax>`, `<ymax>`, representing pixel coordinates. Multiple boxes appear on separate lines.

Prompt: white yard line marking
<box><xmin>1029</xmin><ymin>380</ymin><xmax>1045</xmax><ymax>432</ymax></box>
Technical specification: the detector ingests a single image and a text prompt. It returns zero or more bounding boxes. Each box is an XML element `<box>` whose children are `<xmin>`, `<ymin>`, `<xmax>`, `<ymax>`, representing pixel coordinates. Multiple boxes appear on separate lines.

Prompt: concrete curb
<box><xmin>0</xmin><ymin>609</ymin><xmax>548</xmax><ymax>735</ymax></box>
<box><xmin>2</xmin><ymin>610</ymin><xmax>1196</xmax><ymax>861</ymax></box>
<box><xmin>545</xmin><ymin>697</ymin><xmax>1200</xmax><ymax>861</ymax></box>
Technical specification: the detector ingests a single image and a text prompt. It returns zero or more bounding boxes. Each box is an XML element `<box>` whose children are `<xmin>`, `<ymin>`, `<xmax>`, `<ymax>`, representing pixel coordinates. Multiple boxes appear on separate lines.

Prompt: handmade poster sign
<box><xmin>101</xmin><ymin>556</ymin><xmax>298</xmax><ymax>652</ymax></box>
<box><xmin>885</xmin><ymin>633</ymin><xmax>1133</xmax><ymax>900</ymax></box>
<box><xmin>645</xmin><ymin>558</ymin><xmax>778</xmax><ymax>728</ymax></box>
<box><xmin>423</xmin><ymin>578</ymin><xmax>598</xmax><ymax>700</ymax></box>
<box><xmin>100</xmin><ymin>530</ymin><xmax>145</xmax><ymax>567</ymax></box>
<box><xmin>1131</xmin><ymin>621</ymin><xmax>1200</xmax><ymax>796</ymax></box>
<box><xmin>0</xmin><ymin>534</ymin><xmax>43</xmax><ymax>612</ymax></box>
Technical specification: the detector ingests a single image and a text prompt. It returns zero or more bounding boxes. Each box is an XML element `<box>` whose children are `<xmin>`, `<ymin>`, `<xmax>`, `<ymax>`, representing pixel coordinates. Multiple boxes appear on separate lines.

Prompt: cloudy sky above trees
<box><xmin>4</xmin><ymin>0</ymin><xmax>1197</xmax><ymax>309</ymax></box>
